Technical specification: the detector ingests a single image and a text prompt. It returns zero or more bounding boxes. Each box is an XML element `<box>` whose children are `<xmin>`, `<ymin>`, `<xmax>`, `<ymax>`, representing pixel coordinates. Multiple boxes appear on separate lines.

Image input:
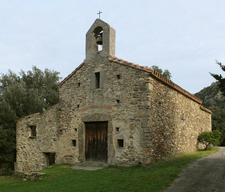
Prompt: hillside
<box><xmin>195</xmin><ymin>82</ymin><xmax>225</xmax><ymax>109</ymax></box>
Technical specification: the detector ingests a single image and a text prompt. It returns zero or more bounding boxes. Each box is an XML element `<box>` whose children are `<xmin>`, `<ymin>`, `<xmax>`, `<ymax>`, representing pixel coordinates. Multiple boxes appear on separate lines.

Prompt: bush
<box><xmin>6</xmin><ymin>168</ymin><xmax>14</xmax><ymax>176</ymax></box>
<box><xmin>198</xmin><ymin>130</ymin><xmax>221</xmax><ymax>150</ymax></box>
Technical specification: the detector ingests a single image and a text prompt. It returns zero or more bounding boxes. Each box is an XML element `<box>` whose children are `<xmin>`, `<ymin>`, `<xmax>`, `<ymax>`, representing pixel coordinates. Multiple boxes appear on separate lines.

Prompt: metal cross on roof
<box><xmin>97</xmin><ymin>11</ymin><xmax>102</xmax><ymax>19</ymax></box>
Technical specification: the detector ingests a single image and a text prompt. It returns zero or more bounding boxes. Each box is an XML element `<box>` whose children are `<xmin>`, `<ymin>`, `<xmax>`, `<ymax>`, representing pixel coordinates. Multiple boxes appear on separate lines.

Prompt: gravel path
<box><xmin>164</xmin><ymin>147</ymin><xmax>225</xmax><ymax>192</ymax></box>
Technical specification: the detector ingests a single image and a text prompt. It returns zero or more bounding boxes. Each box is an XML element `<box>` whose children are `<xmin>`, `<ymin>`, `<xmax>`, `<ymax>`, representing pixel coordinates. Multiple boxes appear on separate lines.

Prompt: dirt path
<box><xmin>164</xmin><ymin>147</ymin><xmax>225</xmax><ymax>192</ymax></box>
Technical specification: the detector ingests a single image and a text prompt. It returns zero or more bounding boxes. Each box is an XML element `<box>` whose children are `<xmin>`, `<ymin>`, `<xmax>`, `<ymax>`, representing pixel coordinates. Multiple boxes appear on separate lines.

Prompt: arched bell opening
<box><xmin>93</xmin><ymin>26</ymin><xmax>103</xmax><ymax>52</ymax></box>
<box><xmin>86</xmin><ymin>19</ymin><xmax>115</xmax><ymax>60</ymax></box>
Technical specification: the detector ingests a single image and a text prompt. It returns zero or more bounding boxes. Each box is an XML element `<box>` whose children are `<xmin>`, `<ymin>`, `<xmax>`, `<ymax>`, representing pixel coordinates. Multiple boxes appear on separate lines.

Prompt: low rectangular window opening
<box><xmin>30</xmin><ymin>126</ymin><xmax>36</xmax><ymax>137</ymax></box>
<box><xmin>44</xmin><ymin>153</ymin><xmax>55</xmax><ymax>166</ymax></box>
<box><xmin>118</xmin><ymin>139</ymin><xmax>124</xmax><ymax>147</ymax></box>
<box><xmin>72</xmin><ymin>140</ymin><xmax>76</xmax><ymax>147</ymax></box>
<box><xmin>116</xmin><ymin>74</ymin><xmax>121</xmax><ymax>79</ymax></box>
<box><xmin>95</xmin><ymin>72</ymin><xmax>100</xmax><ymax>88</ymax></box>
<box><xmin>116</xmin><ymin>100</ymin><xmax>120</xmax><ymax>104</ymax></box>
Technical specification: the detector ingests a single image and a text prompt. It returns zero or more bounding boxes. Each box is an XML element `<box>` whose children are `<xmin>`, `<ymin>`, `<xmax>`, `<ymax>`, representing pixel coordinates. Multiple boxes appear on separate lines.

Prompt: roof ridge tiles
<box><xmin>200</xmin><ymin>105</ymin><xmax>212</xmax><ymax>114</ymax></box>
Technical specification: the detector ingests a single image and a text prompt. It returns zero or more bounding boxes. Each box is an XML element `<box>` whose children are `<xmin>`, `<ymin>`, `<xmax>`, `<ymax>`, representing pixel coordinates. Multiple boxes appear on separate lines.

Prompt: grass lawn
<box><xmin>0</xmin><ymin>147</ymin><xmax>219</xmax><ymax>192</ymax></box>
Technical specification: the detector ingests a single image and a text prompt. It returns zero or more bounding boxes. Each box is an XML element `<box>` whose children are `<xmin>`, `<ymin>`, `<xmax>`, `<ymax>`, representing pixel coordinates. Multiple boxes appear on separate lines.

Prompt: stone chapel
<box><xmin>15</xmin><ymin>19</ymin><xmax>212</xmax><ymax>173</ymax></box>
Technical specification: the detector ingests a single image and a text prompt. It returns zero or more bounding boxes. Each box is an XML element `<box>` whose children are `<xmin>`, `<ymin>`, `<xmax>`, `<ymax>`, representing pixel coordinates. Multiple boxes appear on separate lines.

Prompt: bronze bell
<box><xmin>96</xmin><ymin>33</ymin><xmax>103</xmax><ymax>45</ymax></box>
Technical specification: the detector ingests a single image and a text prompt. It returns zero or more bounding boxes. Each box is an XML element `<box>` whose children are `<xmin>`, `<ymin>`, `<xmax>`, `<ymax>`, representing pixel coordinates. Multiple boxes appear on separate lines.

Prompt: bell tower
<box><xmin>86</xmin><ymin>19</ymin><xmax>116</xmax><ymax>61</ymax></box>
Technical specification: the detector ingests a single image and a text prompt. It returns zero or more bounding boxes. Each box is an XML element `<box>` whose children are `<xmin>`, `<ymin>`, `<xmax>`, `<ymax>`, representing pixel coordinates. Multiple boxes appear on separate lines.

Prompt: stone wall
<box><xmin>15</xmin><ymin>55</ymin><xmax>211</xmax><ymax>172</ymax></box>
<box><xmin>141</xmin><ymin>76</ymin><xmax>211</xmax><ymax>162</ymax></box>
<box><xmin>15</xmin><ymin>104</ymin><xmax>80</xmax><ymax>172</ymax></box>
<box><xmin>58</xmin><ymin>54</ymin><xmax>151</xmax><ymax>166</ymax></box>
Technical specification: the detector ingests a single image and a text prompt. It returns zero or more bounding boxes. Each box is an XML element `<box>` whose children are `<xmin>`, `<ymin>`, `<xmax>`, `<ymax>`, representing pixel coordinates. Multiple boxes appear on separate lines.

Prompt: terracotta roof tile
<box><xmin>200</xmin><ymin>105</ymin><xmax>212</xmax><ymax>114</ymax></box>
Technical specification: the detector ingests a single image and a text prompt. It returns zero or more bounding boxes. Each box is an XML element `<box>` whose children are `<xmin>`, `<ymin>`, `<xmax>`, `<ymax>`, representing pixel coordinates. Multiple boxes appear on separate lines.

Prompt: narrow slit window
<box><xmin>72</xmin><ymin>140</ymin><xmax>76</xmax><ymax>147</ymax></box>
<box><xmin>77</xmin><ymin>105</ymin><xmax>79</xmax><ymax>109</ymax></box>
<box><xmin>118</xmin><ymin>139</ymin><xmax>124</xmax><ymax>147</ymax></box>
<box><xmin>78</xmin><ymin>83</ymin><xmax>81</xmax><ymax>87</ymax></box>
<box><xmin>116</xmin><ymin>127</ymin><xmax>119</xmax><ymax>132</ymax></box>
<box><xmin>29</xmin><ymin>126</ymin><xmax>36</xmax><ymax>137</ymax></box>
<box><xmin>90</xmin><ymin>71</ymin><xmax>104</xmax><ymax>90</ymax></box>
<box><xmin>95</xmin><ymin>72</ymin><xmax>100</xmax><ymax>88</ymax></box>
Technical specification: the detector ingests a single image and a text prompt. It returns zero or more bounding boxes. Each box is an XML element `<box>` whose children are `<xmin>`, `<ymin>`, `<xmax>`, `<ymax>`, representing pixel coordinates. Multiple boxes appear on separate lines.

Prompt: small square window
<box><xmin>116</xmin><ymin>127</ymin><xmax>119</xmax><ymax>132</ymax></box>
<box><xmin>117</xmin><ymin>139</ymin><xmax>124</xmax><ymax>147</ymax></box>
<box><xmin>116</xmin><ymin>74</ymin><xmax>121</xmax><ymax>79</ymax></box>
<box><xmin>78</xmin><ymin>83</ymin><xmax>81</xmax><ymax>87</ymax></box>
<box><xmin>72</xmin><ymin>140</ymin><xmax>76</xmax><ymax>147</ymax></box>
<box><xmin>116</xmin><ymin>100</ymin><xmax>120</xmax><ymax>104</ymax></box>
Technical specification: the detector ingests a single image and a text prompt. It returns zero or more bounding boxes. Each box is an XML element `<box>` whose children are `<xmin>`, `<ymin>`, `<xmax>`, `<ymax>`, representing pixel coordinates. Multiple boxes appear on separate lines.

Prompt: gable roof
<box><xmin>59</xmin><ymin>55</ymin><xmax>203</xmax><ymax>106</ymax></box>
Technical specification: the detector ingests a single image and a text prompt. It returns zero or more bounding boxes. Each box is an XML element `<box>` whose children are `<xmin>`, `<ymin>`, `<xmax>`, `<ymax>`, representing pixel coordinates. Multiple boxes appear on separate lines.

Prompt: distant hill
<box><xmin>195</xmin><ymin>82</ymin><xmax>225</xmax><ymax>109</ymax></box>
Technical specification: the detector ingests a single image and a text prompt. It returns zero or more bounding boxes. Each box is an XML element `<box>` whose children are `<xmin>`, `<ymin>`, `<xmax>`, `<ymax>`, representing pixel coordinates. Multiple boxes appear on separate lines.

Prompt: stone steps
<box><xmin>71</xmin><ymin>161</ymin><xmax>108</xmax><ymax>171</ymax></box>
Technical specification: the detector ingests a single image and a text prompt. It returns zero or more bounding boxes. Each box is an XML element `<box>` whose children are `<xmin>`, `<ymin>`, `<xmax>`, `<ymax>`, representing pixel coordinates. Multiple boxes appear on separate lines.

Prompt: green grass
<box><xmin>0</xmin><ymin>147</ymin><xmax>219</xmax><ymax>192</ymax></box>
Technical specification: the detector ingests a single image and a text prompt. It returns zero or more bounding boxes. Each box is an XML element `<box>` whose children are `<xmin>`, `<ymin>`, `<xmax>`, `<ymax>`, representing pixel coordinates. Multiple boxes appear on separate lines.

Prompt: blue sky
<box><xmin>0</xmin><ymin>0</ymin><xmax>225</xmax><ymax>94</ymax></box>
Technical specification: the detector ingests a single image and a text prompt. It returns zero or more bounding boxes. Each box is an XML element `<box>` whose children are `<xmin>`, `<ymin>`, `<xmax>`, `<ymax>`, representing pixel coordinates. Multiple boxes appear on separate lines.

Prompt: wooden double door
<box><xmin>85</xmin><ymin>122</ymin><xmax>108</xmax><ymax>162</ymax></box>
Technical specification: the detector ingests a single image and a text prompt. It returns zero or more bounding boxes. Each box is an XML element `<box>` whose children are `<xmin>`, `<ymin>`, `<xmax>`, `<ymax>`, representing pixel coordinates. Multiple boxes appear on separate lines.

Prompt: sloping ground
<box><xmin>164</xmin><ymin>147</ymin><xmax>225</xmax><ymax>192</ymax></box>
<box><xmin>0</xmin><ymin>148</ymin><xmax>219</xmax><ymax>192</ymax></box>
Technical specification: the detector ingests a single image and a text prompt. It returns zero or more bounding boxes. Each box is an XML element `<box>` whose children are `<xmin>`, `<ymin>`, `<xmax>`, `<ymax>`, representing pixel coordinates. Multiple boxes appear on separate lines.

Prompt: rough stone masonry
<box><xmin>15</xmin><ymin>19</ymin><xmax>211</xmax><ymax>173</ymax></box>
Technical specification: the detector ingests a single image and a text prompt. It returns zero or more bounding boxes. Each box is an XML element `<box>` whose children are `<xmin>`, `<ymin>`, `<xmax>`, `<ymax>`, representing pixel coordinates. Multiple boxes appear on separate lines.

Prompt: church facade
<box><xmin>15</xmin><ymin>19</ymin><xmax>211</xmax><ymax>173</ymax></box>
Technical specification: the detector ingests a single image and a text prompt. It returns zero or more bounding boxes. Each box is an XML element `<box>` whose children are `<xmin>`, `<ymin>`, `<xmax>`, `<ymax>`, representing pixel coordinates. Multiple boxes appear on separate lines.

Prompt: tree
<box><xmin>210</xmin><ymin>60</ymin><xmax>225</xmax><ymax>96</ymax></box>
<box><xmin>198</xmin><ymin>130</ymin><xmax>221</xmax><ymax>150</ymax></box>
<box><xmin>151</xmin><ymin>65</ymin><xmax>172</xmax><ymax>80</ymax></box>
<box><xmin>0</xmin><ymin>66</ymin><xmax>60</xmax><ymax>167</ymax></box>
<box><xmin>210</xmin><ymin>107</ymin><xmax>225</xmax><ymax>146</ymax></box>
<box><xmin>0</xmin><ymin>97</ymin><xmax>17</xmax><ymax>167</ymax></box>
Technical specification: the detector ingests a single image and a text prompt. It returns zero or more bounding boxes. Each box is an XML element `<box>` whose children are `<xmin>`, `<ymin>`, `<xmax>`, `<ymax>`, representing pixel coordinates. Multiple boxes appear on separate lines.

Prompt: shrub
<box><xmin>198</xmin><ymin>130</ymin><xmax>221</xmax><ymax>150</ymax></box>
<box><xmin>6</xmin><ymin>168</ymin><xmax>14</xmax><ymax>176</ymax></box>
